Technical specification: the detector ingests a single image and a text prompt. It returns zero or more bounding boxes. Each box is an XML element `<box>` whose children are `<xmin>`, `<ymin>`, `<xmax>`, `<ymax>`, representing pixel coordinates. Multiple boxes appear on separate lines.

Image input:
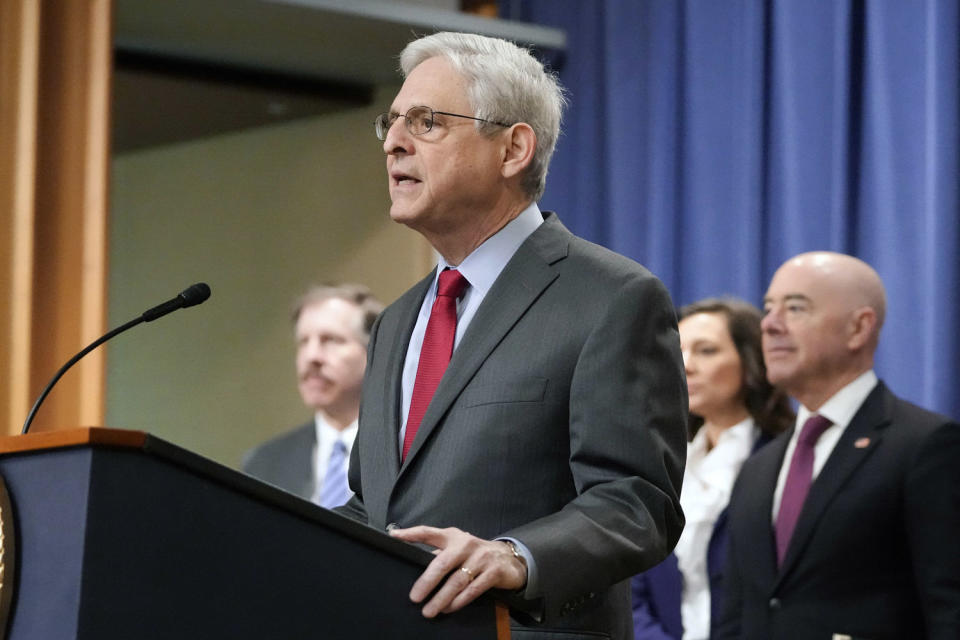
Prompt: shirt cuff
<box><xmin>497</xmin><ymin>536</ymin><xmax>540</xmax><ymax>599</ymax></box>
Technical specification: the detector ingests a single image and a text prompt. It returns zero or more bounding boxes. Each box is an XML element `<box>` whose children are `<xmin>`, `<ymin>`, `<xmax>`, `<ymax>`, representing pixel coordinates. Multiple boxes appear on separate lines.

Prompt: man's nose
<box><xmin>761</xmin><ymin>310</ymin><xmax>781</xmax><ymax>334</ymax></box>
<box><xmin>303</xmin><ymin>338</ymin><xmax>326</xmax><ymax>362</ymax></box>
<box><xmin>383</xmin><ymin>117</ymin><xmax>410</xmax><ymax>154</ymax></box>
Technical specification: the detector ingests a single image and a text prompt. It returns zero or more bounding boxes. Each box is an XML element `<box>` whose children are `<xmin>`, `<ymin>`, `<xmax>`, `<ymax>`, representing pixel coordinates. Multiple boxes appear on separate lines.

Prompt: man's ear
<box><xmin>501</xmin><ymin>123</ymin><xmax>536</xmax><ymax>180</ymax></box>
<box><xmin>847</xmin><ymin>307</ymin><xmax>877</xmax><ymax>351</ymax></box>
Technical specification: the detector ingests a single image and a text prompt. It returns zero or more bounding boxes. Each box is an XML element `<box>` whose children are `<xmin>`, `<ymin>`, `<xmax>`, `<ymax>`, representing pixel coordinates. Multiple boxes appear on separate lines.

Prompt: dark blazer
<box><xmin>632</xmin><ymin>433</ymin><xmax>773</xmax><ymax>640</ymax></box>
<box><xmin>339</xmin><ymin>212</ymin><xmax>688</xmax><ymax>640</ymax></box>
<box><xmin>717</xmin><ymin>382</ymin><xmax>960</xmax><ymax>640</ymax></box>
<box><xmin>242</xmin><ymin>421</ymin><xmax>316</xmax><ymax>500</ymax></box>
<box><xmin>632</xmin><ymin>552</ymin><xmax>683</xmax><ymax>640</ymax></box>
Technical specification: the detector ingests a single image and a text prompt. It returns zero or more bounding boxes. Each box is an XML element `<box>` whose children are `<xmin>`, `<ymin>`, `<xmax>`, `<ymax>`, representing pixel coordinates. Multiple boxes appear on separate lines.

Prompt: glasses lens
<box><xmin>375</xmin><ymin>113</ymin><xmax>390</xmax><ymax>140</ymax></box>
<box><xmin>406</xmin><ymin>107</ymin><xmax>433</xmax><ymax>136</ymax></box>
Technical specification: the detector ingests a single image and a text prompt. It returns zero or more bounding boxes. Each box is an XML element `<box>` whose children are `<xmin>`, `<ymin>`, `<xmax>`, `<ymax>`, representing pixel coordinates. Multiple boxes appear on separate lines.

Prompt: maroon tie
<box><xmin>775</xmin><ymin>414</ymin><xmax>833</xmax><ymax>566</ymax></box>
<box><xmin>402</xmin><ymin>269</ymin><xmax>469</xmax><ymax>461</ymax></box>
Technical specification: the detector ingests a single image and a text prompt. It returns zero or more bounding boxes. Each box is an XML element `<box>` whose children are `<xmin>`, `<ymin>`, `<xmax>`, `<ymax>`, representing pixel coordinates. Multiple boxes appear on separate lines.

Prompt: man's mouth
<box><xmin>301</xmin><ymin>370</ymin><xmax>329</xmax><ymax>385</ymax></box>
<box><xmin>391</xmin><ymin>170</ymin><xmax>421</xmax><ymax>186</ymax></box>
<box><xmin>764</xmin><ymin>345</ymin><xmax>794</xmax><ymax>357</ymax></box>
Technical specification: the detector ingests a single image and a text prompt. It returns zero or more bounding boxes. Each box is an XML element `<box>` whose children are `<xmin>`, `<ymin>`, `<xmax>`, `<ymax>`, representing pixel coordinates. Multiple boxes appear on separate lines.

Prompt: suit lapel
<box><xmin>380</xmin><ymin>274</ymin><xmax>433</xmax><ymax>478</ymax></box>
<box><xmin>745</xmin><ymin>434</ymin><xmax>790</xmax><ymax>588</ymax></box>
<box><xmin>775</xmin><ymin>384</ymin><xmax>892</xmax><ymax>584</ymax></box>
<box><xmin>398</xmin><ymin>214</ymin><xmax>568</xmax><ymax>471</ymax></box>
<box><xmin>267</xmin><ymin>421</ymin><xmax>318</xmax><ymax>501</ymax></box>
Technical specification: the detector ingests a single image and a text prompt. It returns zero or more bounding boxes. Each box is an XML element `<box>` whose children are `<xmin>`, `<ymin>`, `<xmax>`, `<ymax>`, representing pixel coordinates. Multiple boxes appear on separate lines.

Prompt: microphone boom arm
<box><xmin>20</xmin><ymin>282</ymin><xmax>210</xmax><ymax>435</ymax></box>
<box><xmin>21</xmin><ymin>316</ymin><xmax>143</xmax><ymax>435</ymax></box>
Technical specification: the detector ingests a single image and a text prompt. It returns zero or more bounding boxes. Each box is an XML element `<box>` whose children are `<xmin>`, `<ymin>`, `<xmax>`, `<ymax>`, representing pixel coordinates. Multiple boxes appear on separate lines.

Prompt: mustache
<box><xmin>299</xmin><ymin>364</ymin><xmax>326</xmax><ymax>381</ymax></box>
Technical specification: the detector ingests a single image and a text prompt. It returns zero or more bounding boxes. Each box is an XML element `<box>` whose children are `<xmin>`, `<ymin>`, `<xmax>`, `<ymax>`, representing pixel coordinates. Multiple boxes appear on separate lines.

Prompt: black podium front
<box><xmin>0</xmin><ymin>428</ymin><xmax>508</xmax><ymax>639</ymax></box>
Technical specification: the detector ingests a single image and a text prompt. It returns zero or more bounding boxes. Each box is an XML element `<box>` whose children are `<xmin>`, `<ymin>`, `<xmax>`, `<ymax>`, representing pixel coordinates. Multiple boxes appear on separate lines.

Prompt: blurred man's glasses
<box><xmin>374</xmin><ymin>105</ymin><xmax>512</xmax><ymax>141</ymax></box>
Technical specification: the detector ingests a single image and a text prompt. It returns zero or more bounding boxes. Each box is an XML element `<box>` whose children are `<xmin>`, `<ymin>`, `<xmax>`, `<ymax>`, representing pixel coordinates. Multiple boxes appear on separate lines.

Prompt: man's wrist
<box><xmin>501</xmin><ymin>539</ymin><xmax>528</xmax><ymax>588</ymax></box>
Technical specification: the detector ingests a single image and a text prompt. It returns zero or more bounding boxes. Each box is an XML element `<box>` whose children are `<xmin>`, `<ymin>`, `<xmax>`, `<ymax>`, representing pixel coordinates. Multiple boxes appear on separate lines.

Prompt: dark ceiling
<box><xmin>112</xmin><ymin>53</ymin><xmax>371</xmax><ymax>153</ymax></box>
<box><xmin>110</xmin><ymin>0</ymin><xmax>565</xmax><ymax>154</ymax></box>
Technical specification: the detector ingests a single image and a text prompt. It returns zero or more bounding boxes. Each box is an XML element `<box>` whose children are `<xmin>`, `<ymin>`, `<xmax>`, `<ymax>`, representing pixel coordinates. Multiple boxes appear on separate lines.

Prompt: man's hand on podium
<box><xmin>389</xmin><ymin>525</ymin><xmax>527</xmax><ymax>618</ymax></box>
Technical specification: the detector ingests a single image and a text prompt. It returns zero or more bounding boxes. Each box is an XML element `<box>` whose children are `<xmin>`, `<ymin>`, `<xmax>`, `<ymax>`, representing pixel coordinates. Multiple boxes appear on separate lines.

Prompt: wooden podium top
<box><xmin>0</xmin><ymin>427</ymin><xmax>147</xmax><ymax>455</ymax></box>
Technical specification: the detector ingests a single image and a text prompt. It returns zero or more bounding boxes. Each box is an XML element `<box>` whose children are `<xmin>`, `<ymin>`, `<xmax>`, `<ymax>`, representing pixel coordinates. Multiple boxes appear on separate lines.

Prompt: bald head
<box><xmin>788</xmin><ymin>252</ymin><xmax>886</xmax><ymax>330</ymax></box>
<box><xmin>761</xmin><ymin>252</ymin><xmax>887</xmax><ymax>410</ymax></box>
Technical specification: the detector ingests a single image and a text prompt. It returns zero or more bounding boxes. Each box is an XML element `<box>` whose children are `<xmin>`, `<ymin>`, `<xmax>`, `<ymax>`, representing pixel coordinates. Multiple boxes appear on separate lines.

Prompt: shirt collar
<box><xmin>796</xmin><ymin>369</ymin><xmax>878</xmax><ymax>430</ymax></box>
<box><xmin>435</xmin><ymin>201</ymin><xmax>543</xmax><ymax>296</ymax></box>
<box><xmin>314</xmin><ymin>413</ymin><xmax>359</xmax><ymax>447</ymax></box>
<box><xmin>688</xmin><ymin>416</ymin><xmax>756</xmax><ymax>461</ymax></box>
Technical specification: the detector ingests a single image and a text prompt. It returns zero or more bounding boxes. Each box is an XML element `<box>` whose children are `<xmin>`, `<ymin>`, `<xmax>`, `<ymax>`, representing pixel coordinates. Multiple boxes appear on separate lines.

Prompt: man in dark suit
<box><xmin>243</xmin><ymin>284</ymin><xmax>382</xmax><ymax>506</ymax></box>
<box><xmin>335</xmin><ymin>32</ymin><xmax>688</xmax><ymax>640</ymax></box>
<box><xmin>718</xmin><ymin>252</ymin><xmax>960</xmax><ymax>639</ymax></box>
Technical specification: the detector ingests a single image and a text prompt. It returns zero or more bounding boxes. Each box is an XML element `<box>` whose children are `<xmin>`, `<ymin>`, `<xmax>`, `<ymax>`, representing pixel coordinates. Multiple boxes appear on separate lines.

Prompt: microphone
<box><xmin>141</xmin><ymin>282</ymin><xmax>211</xmax><ymax>322</ymax></box>
<box><xmin>21</xmin><ymin>282</ymin><xmax>212</xmax><ymax>435</ymax></box>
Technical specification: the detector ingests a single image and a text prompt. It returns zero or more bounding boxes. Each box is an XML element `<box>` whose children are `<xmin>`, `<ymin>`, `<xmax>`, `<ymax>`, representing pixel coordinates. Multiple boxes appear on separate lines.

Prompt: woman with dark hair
<box><xmin>632</xmin><ymin>298</ymin><xmax>794</xmax><ymax>640</ymax></box>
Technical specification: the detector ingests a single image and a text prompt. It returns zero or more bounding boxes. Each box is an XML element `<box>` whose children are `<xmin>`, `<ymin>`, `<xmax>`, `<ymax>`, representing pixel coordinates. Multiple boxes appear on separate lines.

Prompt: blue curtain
<box><xmin>501</xmin><ymin>0</ymin><xmax>959</xmax><ymax>419</ymax></box>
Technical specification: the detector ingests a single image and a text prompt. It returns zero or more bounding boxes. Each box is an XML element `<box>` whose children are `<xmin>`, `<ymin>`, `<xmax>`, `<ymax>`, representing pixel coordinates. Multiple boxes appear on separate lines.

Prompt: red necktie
<box><xmin>775</xmin><ymin>414</ymin><xmax>832</xmax><ymax>566</ymax></box>
<box><xmin>402</xmin><ymin>269</ymin><xmax>469</xmax><ymax>461</ymax></box>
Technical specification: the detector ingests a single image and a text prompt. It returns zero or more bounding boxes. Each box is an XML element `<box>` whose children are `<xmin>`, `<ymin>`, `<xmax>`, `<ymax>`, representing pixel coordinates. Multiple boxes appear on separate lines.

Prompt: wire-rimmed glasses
<box><xmin>374</xmin><ymin>105</ymin><xmax>513</xmax><ymax>141</ymax></box>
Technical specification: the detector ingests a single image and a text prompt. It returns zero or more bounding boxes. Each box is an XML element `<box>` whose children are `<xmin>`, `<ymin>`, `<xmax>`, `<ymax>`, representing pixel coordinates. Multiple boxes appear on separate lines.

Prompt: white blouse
<box><xmin>674</xmin><ymin>417</ymin><xmax>757</xmax><ymax>639</ymax></box>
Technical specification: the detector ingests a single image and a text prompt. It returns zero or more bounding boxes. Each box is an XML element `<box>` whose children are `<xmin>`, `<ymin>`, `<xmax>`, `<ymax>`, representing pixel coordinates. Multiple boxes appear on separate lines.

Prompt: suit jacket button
<box><xmin>768</xmin><ymin>597</ymin><xmax>781</xmax><ymax>610</ymax></box>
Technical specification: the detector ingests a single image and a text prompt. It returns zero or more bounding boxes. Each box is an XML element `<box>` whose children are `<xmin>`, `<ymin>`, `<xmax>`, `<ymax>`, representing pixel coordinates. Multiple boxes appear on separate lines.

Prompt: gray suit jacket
<box><xmin>242</xmin><ymin>421</ymin><xmax>316</xmax><ymax>501</ymax></box>
<box><xmin>339</xmin><ymin>212</ymin><xmax>688</xmax><ymax>640</ymax></box>
<box><xmin>718</xmin><ymin>382</ymin><xmax>960</xmax><ymax>640</ymax></box>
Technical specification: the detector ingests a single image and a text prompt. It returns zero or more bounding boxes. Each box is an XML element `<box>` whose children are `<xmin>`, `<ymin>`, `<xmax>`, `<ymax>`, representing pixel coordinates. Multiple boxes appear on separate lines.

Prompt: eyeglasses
<box><xmin>374</xmin><ymin>105</ymin><xmax>513</xmax><ymax>141</ymax></box>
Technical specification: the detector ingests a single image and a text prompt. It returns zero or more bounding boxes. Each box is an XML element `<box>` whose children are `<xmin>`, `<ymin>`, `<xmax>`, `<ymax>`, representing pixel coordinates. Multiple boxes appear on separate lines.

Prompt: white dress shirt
<box><xmin>771</xmin><ymin>370</ymin><xmax>878</xmax><ymax>521</ymax></box>
<box><xmin>309</xmin><ymin>413</ymin><xmax>358</xmax><ymax>504</ymax></box>
<box><xmin>675</xmin><ymin>417</ymin><xmax>757</xmax><ymax>639</ymax></box>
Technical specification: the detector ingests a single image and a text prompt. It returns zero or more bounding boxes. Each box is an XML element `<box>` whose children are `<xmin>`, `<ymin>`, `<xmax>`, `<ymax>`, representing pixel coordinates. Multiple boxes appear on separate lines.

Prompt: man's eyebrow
<box><xmin>763</xmin><ymin>293</ymin><xmax>812</xmax><ymax>304</ymax></box>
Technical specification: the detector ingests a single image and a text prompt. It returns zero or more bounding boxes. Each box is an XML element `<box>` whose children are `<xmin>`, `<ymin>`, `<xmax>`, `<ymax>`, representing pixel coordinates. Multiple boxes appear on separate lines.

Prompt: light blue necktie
<box><xmin>317</xmin><ymin>440</ymin><xmax>351</xmax><ymax>508</ymax></box>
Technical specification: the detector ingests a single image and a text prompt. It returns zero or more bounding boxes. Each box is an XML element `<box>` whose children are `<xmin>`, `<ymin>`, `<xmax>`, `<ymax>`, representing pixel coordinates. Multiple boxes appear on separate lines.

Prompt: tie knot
<box><xmin>437</xmin><ymin>269</ymin><xmax>469</xmax><ymax>299</ymax></box>
<box><xmin>798</xmin><ymin>414</ymin><xmax>832</xmax><ymax>446</ymax></box>
<box><xmin>332</xmin><ymin>440</ymin><xmax>348</xmax><ymax>454</ymax></box>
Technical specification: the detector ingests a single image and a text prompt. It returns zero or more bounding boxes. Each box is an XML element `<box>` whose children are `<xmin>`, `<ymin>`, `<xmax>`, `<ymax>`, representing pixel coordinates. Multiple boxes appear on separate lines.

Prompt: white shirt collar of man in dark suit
<box><xmin>311</xmin><ymin>413</ymin><xmax>358</xmax><ymax>503</ymax></box>
<box><xmin>771</xmin><ymin>369</ymin><xmax>878</xmax><ymax>520</ymax></box>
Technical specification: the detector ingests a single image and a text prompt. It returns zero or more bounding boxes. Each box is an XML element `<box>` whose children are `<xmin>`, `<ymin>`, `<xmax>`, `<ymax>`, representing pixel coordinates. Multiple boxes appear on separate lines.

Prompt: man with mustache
<box><xmin>244</xmin><ymin>283</ymin><xmax>383</xmax><ymax>507</ymax></box>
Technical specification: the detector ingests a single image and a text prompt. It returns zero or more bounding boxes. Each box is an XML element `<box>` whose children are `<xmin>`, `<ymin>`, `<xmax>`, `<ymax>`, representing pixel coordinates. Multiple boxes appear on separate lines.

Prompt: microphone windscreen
<box><xmin>180</xmin><ymin>283</ymin><xmax>211</xmax><ymax>308</ymax></box>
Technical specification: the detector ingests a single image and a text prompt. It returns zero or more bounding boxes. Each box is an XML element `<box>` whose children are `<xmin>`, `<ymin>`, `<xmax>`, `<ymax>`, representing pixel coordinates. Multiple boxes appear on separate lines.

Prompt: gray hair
<box><xmin>400</xmin><ymin>31</ymin><xmax>567</xmax><ymax>202</ymax></box>
<box><xmin>291</xmin><ymin>283</ymin><xmax>384</xmax><ymax>342</ymax></box>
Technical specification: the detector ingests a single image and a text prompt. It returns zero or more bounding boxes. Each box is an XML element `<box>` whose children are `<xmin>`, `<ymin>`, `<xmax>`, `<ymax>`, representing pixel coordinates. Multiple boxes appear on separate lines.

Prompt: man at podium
<box><xmin>336</xmin><ymin>32</ymin><xmax>687</xmax><ymax>640</ymax></box>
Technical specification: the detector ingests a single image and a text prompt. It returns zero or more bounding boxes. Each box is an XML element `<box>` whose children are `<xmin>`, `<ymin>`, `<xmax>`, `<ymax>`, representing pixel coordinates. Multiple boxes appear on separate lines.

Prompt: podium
<box><xmin>0</xmin><ymin>428</ymin><xmax>509</xmax><ymax>639</ymax></box>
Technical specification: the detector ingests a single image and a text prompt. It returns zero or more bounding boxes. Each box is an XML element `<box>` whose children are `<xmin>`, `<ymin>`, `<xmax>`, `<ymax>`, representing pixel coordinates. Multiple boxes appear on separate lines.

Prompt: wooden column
<box><xmin>0</xmin><ymin>0</ymin><xmax>112</xmax><ymax>435</ymax></box>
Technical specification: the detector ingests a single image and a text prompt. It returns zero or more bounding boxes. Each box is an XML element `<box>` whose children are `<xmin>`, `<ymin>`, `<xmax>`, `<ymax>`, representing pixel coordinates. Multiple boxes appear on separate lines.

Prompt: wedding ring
<box><xmin>459</xmin><ymin>566</ymin><xmax>475</xmax><ymax>581</ymax></box>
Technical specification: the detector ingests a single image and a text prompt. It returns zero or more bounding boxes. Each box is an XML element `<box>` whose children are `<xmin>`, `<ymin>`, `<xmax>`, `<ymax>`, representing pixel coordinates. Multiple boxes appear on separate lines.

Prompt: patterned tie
<box><xmin>316</xmin><ymin>440</ymin><xmax>351</xmax><ymax>508</ymax></box>
<box><xmin>775</xmin><ymin>414</ymin><xmax>833</xmax><ymax>565</ymax></box>
<box><xmin>402</xmin><ymin>269</ymin><xmax>469</xmax><ymax>461</ymax></box>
